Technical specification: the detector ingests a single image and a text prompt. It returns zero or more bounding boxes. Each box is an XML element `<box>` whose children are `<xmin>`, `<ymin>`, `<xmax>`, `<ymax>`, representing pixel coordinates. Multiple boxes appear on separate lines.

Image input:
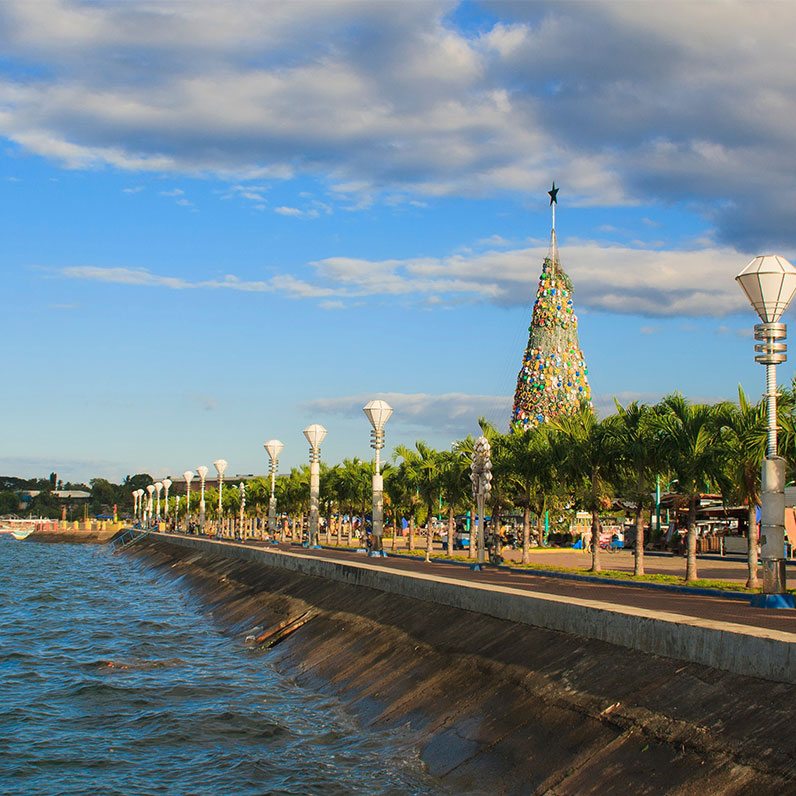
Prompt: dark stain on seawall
<box><xmin>127</xmin><ymin>537</ymin><xmax>796</xmax><ymax>795</ymax></box>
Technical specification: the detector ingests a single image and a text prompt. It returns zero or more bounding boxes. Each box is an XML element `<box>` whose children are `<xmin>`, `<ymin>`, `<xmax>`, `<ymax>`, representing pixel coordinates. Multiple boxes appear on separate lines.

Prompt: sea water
<box><xmin>0</xmin><ymin>538</ymin><xmax>438</xmax><ymax>795</ymax></box>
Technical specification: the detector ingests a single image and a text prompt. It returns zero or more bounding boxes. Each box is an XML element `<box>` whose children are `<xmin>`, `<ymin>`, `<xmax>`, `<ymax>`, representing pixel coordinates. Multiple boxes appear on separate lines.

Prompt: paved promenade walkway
<box><xmin>164</xmin><ymin>532</ymin><xmax>796</xmax><ymax>636</ymax></box>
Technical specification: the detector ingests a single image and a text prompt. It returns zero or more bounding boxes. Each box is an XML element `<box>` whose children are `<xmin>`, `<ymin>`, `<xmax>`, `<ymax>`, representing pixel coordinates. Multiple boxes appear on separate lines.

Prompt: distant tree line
<box><xmin>7</xmin><ymin>382</ymin><xmax>796</xmax><ymax>587</ymax></box>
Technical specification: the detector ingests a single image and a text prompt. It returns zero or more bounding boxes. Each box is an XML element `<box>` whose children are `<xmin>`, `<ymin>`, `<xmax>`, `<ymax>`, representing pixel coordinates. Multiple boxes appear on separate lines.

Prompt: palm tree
<box><xmin>502</xmin><ymin>424</ymin><xmax>554</xmax><ymax>563</ymax></box>
<box><xmin>720</xmin><ymin>387</ymin><xmax>766</xmax><ymax>588</ymax></box>
<box><xmin>331</xmin><ymin>458</ymin><xmax>371</xmax><ymax>545</ymax></box>
<box><xmin>548</xmin><ymin>402</ymin><xmax>612</xmax><ymax>573</ymax></box>
<box><xmin>395</xmin><ymin>441</ymin><xmax>442</xmax><ymax>560</ymax></box>
<box><xmin>437</xmin><ymin>448</ymin><xmax>471</xmax><ymax>556</ymax></box>
<box><xmin>651</xmin><ymin>394</ymin><xmax>731</xmax><ymax>582</ymax></box>
<box><xmin>603</xmin><ymin>401</ymin><xmax>660</xmax><ymax>576</ymax></box>
<box><xmin>385</xmin><ymin>463</ymin><xmax>417</xmax><ymax>550</ymax></box>
<box><xmin>279</xmin><ymin>466</ymin><xmax>310</xmax><ymax>540</ymax></box>
<box><xmin>453</xmin><ymin>434</ymin><xmax>478</xmax><ymax>557</ymax></box>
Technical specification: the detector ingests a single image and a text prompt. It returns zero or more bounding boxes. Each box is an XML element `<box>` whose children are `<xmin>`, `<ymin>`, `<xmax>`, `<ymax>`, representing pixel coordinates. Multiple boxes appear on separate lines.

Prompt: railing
<box><xmin>111</xmin><ymin>526</ymin><xmax>152</xmax><ymax>553</ymax></box>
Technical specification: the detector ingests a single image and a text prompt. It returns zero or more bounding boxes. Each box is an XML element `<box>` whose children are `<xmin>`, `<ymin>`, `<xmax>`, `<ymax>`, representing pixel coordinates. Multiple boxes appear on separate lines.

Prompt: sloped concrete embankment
<box><xmin>29</xmin><ymin>526</ymin><xmax>124</xmax><ymax>544</ymax></box>
<box><xmin>128</xmin><ymin>536</ymin><xmax>796</xmax><ymax>795</ymax></box>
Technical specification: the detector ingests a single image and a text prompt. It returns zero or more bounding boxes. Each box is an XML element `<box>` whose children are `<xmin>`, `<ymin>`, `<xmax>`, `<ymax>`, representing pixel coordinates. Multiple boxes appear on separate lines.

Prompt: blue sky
<box><xmin>1</xmin><ymin>0</ymin><xmax>794</xmax><ymax>482</ymax></box>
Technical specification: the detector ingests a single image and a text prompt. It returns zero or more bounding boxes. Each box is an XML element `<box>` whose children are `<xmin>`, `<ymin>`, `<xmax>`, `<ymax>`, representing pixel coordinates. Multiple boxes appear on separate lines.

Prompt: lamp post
<box><xmin>136</xmin><ymin>489</ymin><xmax>145</xmax><ymax>524</ymax></box>
<box><xmin>470</xmin><ymin>436</ymin><xmax>493</xmax><ymax>571</ymax></box>
<box><xmin>654</xmin><ymin>477</ymin><xmax>678</xmax><ymax>538</ymax></box>
<box><xmin>213</xmin><ymin>459</ymin><xmax>228</xmax><ymax>535</ymax></box>
<box><xmin>238</xmin><ymin>482</ymin><xmax>246</xmax><ymax>540</ymax></box>
<box><xmin>264</xmin><ymin>440</ymin><xmax>284</xmax><ymax>537</ymax></box>
<box><xmin>154</xmin><ymin>481</ymin><xmax>163</xmax><ymax>522</ymax></box>
<box><xmin>162</xmin><ymin>478</ymin><xmax>172</xmax><ymax>519</ymax></box>
<box><xmin>363</xmin><ymin>399</ymin><xmax>393</xmax><ymax>556</ymax></box>
<box><xmin>146</xmin><ymin>484</ymin><xmax>155</xmax><ymax>527</ymax></box>
<box><xmin>183</xmin><ymin>470</ymin><xmax>194</xmax><ymax>530</ymax></box>
<box><xmin>736</xmin><ymin>254</ymin><xmax>796</xmax><ymax>608</ymax></box>
<box><xmin>303</xmin><ymin>424</ymin><xmax>327</xmax><ymax>548</ymax></box>
<box><xmin>197</xmin><ymin>465</ymin><xmax>208</xmax><ymax>532</ymax></box>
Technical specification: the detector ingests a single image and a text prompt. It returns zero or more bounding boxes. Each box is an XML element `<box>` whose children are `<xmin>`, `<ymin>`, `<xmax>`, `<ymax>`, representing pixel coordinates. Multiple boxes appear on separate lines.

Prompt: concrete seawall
<box><xmin>29</xmin><ymin>527</ymin><xmax>123</xmax><ymax>544</ymax></box>
<box><xmin>151</xmin><ymin>533</ymin><xmax>795</xmax><ymax>685</ymax></box>
<box><xmin>125</xmin><ymin>533</ymin><xmax>796</xmax><ymax>794</ymax></box>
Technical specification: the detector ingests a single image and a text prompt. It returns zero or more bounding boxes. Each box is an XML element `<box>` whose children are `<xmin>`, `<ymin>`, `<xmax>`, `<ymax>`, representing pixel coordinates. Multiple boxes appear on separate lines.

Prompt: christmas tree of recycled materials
<box><xmin>511</xmin><ymin>183</ymin><xmax>591</xmax><ymax>430</ymax></box>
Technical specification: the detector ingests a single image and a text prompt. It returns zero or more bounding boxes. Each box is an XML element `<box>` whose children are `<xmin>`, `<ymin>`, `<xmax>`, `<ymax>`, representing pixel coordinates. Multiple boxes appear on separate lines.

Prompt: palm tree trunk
<box><xmin>590</xmin><ymin>510</ymin><xmax>601</xmax><ymax>573</ymax></box>
<box><xmin>633</xmin><ymin>506</ymin><xmax>645</xmax><ymax>576</ymax></box>
<box><xmin>447</xmin><ymin>507</ymin><xmax>454</xmax><ymax>556</ymax></box>
<box><xmin>425</xmin><ymin>502</ymin><xmax>434</xmax><ymax>561</ymax></box>
<box><xmin>522</xmin><ymin>505</ymin><xmax>531</xmax><ymax>564</ymax></box>
<box><xmin>746</xmin><ymin>502</ymin><xmax>760</xmax><ymax>588</ymax></box>
<box><xmin>536</xmin><ymin>513</ymin><xmax>544</xmax><ymax>547</ymax></box>
<box><xmin>408</xmin><ymin>517</ymin><xmax>415</xmax><ymax>552</ymax></box>
<box><xmin>686</xmin><ymin>495</ymin><xmax>698</xmax><ymax>582</ymax></box>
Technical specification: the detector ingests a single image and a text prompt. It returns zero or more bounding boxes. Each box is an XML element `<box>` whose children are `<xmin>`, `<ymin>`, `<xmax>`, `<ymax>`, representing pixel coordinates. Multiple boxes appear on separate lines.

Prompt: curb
<box><xmin>316</xmin><ymin>544</ymin><xmax>753</xmax><ymax>601</ymax></box>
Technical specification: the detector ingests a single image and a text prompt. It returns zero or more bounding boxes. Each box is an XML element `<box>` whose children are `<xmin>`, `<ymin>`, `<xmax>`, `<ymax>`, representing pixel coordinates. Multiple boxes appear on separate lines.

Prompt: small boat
<box><xmin>11</xmin><ymin>527</ymin><xmax>34</xmax><ymax>540</ymax></box>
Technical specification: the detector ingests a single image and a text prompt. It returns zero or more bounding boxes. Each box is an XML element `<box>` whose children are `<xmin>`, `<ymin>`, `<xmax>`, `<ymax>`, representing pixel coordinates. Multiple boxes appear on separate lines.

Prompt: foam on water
<box><xmin>0</xmin><ymin>538</ymin><xmax>438</xmax><ymax>795</ymax></box>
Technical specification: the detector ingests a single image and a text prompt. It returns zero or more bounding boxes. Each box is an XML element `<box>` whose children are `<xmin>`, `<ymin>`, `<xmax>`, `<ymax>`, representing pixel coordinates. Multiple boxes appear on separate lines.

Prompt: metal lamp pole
<box><xmin>213</xmin><ymin>459</ymin><xmax>228</xmax><ymax>535</ymax></box>
<box><xmin>162</xmin><ymin>478</ymin><xmax>172</xmax><ymax>519</ymax></box>
<box><xmin>470</xmin><ymin>436</ymin><xmax>493</xmax><ymax>571</ymax></box>
<box><xmin>264</xmin><ymin>440</ymin><xmax>284</xmax><ymax>538</ymax></box>
<box><xmin>154</xmin><ymin>481</ymin><xmax>163</xmax><ymax>522</ymax></box>
<box><xmin>303</xmin><ymin>424</ymin><xmax>327</xmax><ymax>548</ymax></box>
<box><xmin>146</xmin><ymin>485</ymin><xmax>155</xmax><ymax>527</ymax></box>
<box><xmin>136</xmin><ymin>489</ymin><xmax>145</xmax><ymax>524</ymax></box>
<box><xmin>197</xmin><ymin>465</ymin><xmax>208</xmax><ymax>532</ymax></box>
<box><xmin>183</xmin><ymin>470</ymin><xmax>194</xmax><ymax>531</ymax></box>
<box><xmin>736</xmin><ymin>254</ymin><xmax>796</xmax><ymax>608</ymax></box>
<box><xmin>363</xmin><ymin>399</ymin><xmax>393</xmax><ymax>556</ymax></box>
<box><xmin>238</xmin><ymin>482</ymin><xmax>246</xmax><ymax>540</ymax></box>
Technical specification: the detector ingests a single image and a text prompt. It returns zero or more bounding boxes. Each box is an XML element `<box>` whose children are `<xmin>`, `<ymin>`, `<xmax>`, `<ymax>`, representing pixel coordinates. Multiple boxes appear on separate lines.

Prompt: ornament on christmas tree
<box><xmin>512</xmin><ymin>183</ymin><xmax>591</xmax><ymax>429</ymax></box>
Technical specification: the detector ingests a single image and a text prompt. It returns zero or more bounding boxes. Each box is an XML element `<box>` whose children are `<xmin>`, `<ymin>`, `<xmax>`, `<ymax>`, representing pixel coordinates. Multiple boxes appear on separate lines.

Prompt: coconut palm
<box><xmin>603</xmin><ymin>401</ymin><xmax>660</xmax><ymax>576</ymax></box>
<box><xmin>330</xmin><ymin>458</ymin><xmax>371</xmax><ymax>545</ymax></box>
<box><xmin>279</xmin><ymin>466</ymin><xmax>310</xmax><ymax>540</ymax></box>
<box><xmin>720</xmin><ymin>387</ymin><xmax>767</xmax><ymax>587</ymax></box>
<box><xmin>395</xmin><ymin>441</ymin><xmax>442</xmax><ymax>560</ymax></box>
<box><xmin>548</xmin><ymin>401</ymin><xmax>612</xmax><ymax>573</ymax></box>
<box><xmin>437</xmin><ymin>448</ymin><xmax>471</xmax><ymax>556</ymax></box>
<box><xmin>474</xmin><ymin>419</ymin><xmax>515</xmax><ymax>559</ymax></box>
<box><xmin>651</xmin><ymin>394</ymin><xmax>732</xmax><ymax>582</ymax></box>
<box><xmin>385</xmin><ymin>461</ymin><xmax>421</xmax><ymax>550</ymax></box>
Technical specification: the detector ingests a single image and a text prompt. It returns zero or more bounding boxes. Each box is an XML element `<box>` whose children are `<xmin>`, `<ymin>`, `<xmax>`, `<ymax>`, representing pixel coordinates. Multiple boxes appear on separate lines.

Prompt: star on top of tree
<box><xmin>548</xmin><ymin>181</ymin><xmax>559</xmax><ymax>205</ymax></box>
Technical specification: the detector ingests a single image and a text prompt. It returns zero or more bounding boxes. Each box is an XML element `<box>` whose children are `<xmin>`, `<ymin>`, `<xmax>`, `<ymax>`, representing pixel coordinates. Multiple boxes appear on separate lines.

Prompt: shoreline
<box><xmin>124</xmin><ymin>533</ymin><xmax>796</xmax><ymax>794</ymax></box>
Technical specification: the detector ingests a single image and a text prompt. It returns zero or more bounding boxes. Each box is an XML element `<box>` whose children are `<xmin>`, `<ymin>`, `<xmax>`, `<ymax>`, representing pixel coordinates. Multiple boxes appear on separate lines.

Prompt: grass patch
<box><xmin>324</xmin><ymin>544</ymin><xmax>796</xmax><ymax>595</ymax></box>
<box><xmin>391</xmin><ymin>550</ymin><xmax>759</xmax><ymax>592</ymax></box>
<box><xmin>499</xmin><ymin>562</ymin><xmax>755</xmax><ymax>592</ymax></box>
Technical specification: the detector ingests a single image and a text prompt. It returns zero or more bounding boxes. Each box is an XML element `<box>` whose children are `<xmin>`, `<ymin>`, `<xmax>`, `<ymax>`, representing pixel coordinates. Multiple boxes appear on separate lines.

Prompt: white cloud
<box><xmin>304</xmin><ymin>391</ymin><xmax>513</xmax><ymax>434</ymax></box>
<box><xmin>275</xmin><ymin>205</ymin><xmax>320</xmax><ymax>219</ymax></box>
<box><xmin>302</xmin><ymin>389</ymin><xmax>729</xmax><ymax>437</ymax></box>
<box><xmin>57</xmin><ymin>237</ymin><xmax>761</xmax><ymax>318</ymax></box>
<box><xmin>4</xmin><ymin>1</ymin><xmax>793</xmax><ymax>246</ymax></box>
